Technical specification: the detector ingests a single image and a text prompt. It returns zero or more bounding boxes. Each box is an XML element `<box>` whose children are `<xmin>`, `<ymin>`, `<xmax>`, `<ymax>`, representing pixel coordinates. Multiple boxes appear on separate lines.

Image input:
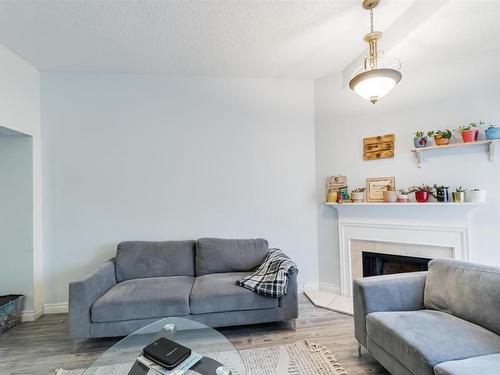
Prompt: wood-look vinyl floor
<box><xmin>0</xmin><ymin>296</ymin><xmax>388</xmax><ymax>375</ymax></box>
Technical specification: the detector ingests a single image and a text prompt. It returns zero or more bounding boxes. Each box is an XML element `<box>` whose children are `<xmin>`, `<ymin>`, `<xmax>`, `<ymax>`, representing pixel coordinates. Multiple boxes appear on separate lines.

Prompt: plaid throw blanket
<box><xmin>236</xmin><ymin>248</ymin><xmax>298</xmax><ymax>298</ymax></box>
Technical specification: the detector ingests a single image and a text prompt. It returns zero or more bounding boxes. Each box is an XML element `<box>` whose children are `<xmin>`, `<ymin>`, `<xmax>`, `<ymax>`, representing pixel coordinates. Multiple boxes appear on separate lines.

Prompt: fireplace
<box><xmin>362</xmin><ymin>251</ymin><xmax>431</xmax><ymax>277</ymax></box>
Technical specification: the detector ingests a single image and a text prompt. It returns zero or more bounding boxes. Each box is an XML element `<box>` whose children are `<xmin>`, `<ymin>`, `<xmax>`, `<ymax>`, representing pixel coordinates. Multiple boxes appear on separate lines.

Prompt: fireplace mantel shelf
<box><xmin>326</xmin><ymin>202</ymin><xmax>482</xmax><ymax>207</ymax></box>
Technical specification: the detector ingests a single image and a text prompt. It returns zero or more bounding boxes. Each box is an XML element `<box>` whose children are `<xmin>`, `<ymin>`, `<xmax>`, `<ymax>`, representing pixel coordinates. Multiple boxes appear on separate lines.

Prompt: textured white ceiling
<box><xmin>0</xmin><ymin>0</ymin><xmax>413</xmax><ymax>79</ymax></box>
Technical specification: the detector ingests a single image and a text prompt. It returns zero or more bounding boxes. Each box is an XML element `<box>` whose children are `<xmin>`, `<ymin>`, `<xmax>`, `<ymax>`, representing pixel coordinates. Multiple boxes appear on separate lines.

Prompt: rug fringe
<box><xmin>304</xmin><ymin>340</ymin><xmax>348</xmax><ymax>375</ymax></box>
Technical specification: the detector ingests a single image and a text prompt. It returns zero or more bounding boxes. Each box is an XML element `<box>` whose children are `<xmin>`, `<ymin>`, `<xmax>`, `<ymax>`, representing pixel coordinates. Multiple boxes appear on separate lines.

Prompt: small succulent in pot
<box><xmin>456</xmin><ymin>123</ymin><xmax>480</xmax><ymax>143</ymax></box>
<box><xmin>351</xmin><ymin>187</ymin><xmax>366</xmax><ymax>203</ymax></box>
<box><xmin>427</xmin><ymin>129</ymin><xmax>452</xmax><ymax>146</ymax></box>
<box><xmin>433</xmin><ymin>185</ymin><xmax>450</xmax><ymax>202</ymax></box>
<box><xmin>452</xmin><ymin>186</ymin><xmax>466</xmax><ymax>203</ymax></box>
<box><xmin>409</xmin><ymin>184</ymin><xmax>436</xmax><ymax>203</ymax></box>
<box><xmin>398</xmin><ymin>188</ymin><xmax>411</xmax><ymax>203</ymax></box>
<box><xmin>382</xmin><ymin>184</ymin><xmax>397</xmax><ymax>203</ymax></box>
<box><xmin>414</xmin><ymin>131</ymin><xmax>428</xmax><ymax>148</ymax></box>
<box><xmin>466</xmin><ymin>188</ymin><xmax>487</xmax><ymax>203</ymax></box>
<box><xmin>485</xmin><ymin>123</ymin><xmax>500</xmax><ymax>140</ymax></box>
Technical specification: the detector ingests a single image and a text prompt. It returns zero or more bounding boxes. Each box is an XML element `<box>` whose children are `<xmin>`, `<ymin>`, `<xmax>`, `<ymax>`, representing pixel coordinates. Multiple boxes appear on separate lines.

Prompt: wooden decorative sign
<box><xmin>363</xmin><ymin>133</ymin><xmax>395</xmax><ymax>160</ymax></box>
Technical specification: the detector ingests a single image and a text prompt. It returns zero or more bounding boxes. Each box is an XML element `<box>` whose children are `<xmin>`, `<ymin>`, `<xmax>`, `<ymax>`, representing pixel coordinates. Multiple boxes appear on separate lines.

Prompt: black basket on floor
<box><xmin>0</xmin><ymin>295</ymin><xmax>25</xmax><ymax>334</ymax></box>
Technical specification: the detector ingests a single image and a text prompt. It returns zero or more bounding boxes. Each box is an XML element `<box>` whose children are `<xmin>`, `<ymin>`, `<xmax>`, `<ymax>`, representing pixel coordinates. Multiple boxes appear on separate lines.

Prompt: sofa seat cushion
<box><xmin>189</xmin><ymin>272</ymin><xmax>278</xmax><ymax>314</ymax></box>
<box><xmin>434</xmin><ymin>354</ymin><xmax>500</xmax><ymax>375</ymax></box>
<box><xmin>92</xmin><ymin>276</ymin><xmax>194</xmax><ymax>323</ymax></box>
<box><xmin>366</xmin><ymin>310</ymin><xmax>500</xmax><ymax>375</ymax></box>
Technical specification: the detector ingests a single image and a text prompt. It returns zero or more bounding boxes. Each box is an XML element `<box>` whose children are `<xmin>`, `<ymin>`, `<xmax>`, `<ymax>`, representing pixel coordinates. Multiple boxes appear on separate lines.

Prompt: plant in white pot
<box><xmin>383</xmin><ymin>184</ymin><xmax>398</xmax><ymax>203</ymax></box>
<box><xmin>351</xmin><ymin>188</ymin><xmax>365</xmax><ymax>203</ymax></box>
<box><xmin>466</xmin><ymin>188</ymin><xmax>487</xmax><ymax>203</ymax></box>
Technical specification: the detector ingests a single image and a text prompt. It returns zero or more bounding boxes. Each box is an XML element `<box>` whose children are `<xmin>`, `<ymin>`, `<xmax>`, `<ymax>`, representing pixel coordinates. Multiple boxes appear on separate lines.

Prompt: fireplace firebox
<box><xmin>362</xmin><ymin>252</ymin><xmax>431</xmax><ymax>277</ymax></box>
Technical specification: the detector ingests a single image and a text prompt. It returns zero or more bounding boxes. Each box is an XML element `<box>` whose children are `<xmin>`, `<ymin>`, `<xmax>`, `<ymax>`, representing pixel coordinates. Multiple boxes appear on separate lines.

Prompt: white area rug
<box><xmin>56</xmin><ymin>340</ymin><xmax>347</xmax><ymax>375</ymax></box>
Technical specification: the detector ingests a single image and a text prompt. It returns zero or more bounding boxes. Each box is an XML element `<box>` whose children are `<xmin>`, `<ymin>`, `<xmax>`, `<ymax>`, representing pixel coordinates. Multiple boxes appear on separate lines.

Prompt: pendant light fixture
<box><xmin>349</xmin><ymin>0</ymin><xmax>402</xmax><ymax>104</ymax></box>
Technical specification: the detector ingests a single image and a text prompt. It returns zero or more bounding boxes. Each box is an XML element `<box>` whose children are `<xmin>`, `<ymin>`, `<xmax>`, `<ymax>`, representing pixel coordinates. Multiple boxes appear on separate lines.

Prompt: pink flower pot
<box><xmin>415</xmin><ymin>191</ymin><xmax>429</xmax><ymax>202</ymax></box>
<box><xmin>461</xmin><ymin>129</ymin><xmax>479</xmax><ymax>143</ymax></box>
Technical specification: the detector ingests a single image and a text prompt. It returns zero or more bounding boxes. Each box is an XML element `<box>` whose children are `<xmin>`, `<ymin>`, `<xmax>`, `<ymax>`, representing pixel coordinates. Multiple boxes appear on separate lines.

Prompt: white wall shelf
<box><xmin>325</xmin><ymin>202</ymin><xmax>481</xmax><ymax>207</ymax></box>
<box><xmin>411</xmin><ymin>139</ymin><xmax>498</xmax><ymax>168</ymax></box>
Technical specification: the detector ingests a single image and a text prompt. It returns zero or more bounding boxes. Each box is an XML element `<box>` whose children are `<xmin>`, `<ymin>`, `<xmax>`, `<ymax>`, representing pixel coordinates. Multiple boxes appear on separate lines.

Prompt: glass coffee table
<box><xmin>83</xmin><ymin>317</ymin><xmax>246</xmax><ymax>375</ymax></box>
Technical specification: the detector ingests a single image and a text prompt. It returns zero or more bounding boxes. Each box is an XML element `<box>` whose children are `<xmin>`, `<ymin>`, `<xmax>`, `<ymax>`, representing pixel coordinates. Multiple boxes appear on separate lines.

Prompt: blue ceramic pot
<box><xmin>485</xmin><ymin>127</ymin><xmax>500</xmax><ymax>140</ymax></box>
<box><xmin>414</xmin><ymin>136</ymin><xmax>428</xmax><ymax>148</ymax></box>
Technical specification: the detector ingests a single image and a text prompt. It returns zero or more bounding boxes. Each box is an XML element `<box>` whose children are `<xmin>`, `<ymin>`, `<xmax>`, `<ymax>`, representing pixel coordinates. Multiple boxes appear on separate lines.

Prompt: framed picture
<box><xmin>366</xmin><ymin>177</ymin><xmax>395</xmax><ymax>202</ymax></box>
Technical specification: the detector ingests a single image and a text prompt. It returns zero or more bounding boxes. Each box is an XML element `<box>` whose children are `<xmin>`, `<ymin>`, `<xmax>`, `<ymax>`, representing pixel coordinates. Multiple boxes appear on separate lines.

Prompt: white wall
<box><xmin>0</xmin><ymin>45</ymin><xmax>42</xmax><ymax>317</ymax></box>
<box><xmin>314</xmin><ymin>48</ymin><xmax>500</xmax><ymax>286</ymax></box>
<box><xmin>41</xmin><ymin>73</ymin><xmax>318</xmax><ymax>304</ymax></box>
<box><xmin>0</xmin><ymin>136</ymin><xmax>33</xmax><ymax>309</ymax></box>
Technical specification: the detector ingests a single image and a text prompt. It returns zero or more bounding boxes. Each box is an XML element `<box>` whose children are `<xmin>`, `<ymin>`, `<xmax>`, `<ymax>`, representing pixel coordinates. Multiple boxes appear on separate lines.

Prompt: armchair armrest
<box><xmin>353</xmin><ymin>272</ymin><xmax>426</xmax><ymax>348</ymax></box>
<box><xmin>279</xmin><ymin>271</ymin><xmax>298</xmax><ymax>320</ymax></box>
<box><xmin>69</xmin><ymin>260</ymin><xmax>116</xmax><ymax>338</ymax></box>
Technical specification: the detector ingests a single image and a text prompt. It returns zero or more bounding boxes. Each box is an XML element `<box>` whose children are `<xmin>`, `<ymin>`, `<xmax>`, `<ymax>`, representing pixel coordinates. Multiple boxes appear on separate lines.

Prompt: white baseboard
<box><xmin>43</xmin><ymin>302</ymin><xmax>69</xmax><ymax>314</ymax></box>
<box><xmin>301</xmin><ymin>281</ymin><xmax>340</xmax><ymax>294</ymax></box>
<box><xmin>20</xmin><ymin>304</ymin><xmax>43</xmax><ymax>322</ymax></box>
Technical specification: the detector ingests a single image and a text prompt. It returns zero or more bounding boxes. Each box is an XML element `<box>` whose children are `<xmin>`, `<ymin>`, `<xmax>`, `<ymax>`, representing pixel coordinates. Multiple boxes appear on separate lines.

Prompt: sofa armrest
<box><xmin>69</xmin><ymin>260</ymin><xmax>116</xmax><ymax>338</ymax></box>
<box><xmin>353</xmin><ymin>272</ymin><xmax>426</xmax><ymax>348</ymax></box>
<box><xmin>279</xmin><ymin>271</ymin><xmax>298</xmax><ymax>320</ymax></box>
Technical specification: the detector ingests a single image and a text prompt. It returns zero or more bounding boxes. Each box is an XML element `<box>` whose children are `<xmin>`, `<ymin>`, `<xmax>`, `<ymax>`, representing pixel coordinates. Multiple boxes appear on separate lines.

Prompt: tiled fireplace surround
<box><xmin>305</xmin><ymin>204</ymin><xmax>474</xmax><ymax>314</ymax></box>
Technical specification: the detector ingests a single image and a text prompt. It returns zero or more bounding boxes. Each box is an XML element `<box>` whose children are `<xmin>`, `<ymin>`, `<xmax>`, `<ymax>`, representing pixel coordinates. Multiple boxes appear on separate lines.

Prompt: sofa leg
<box><xmin>72</xmin><ymin>339</ymin><xmax>84</xmax><ymax>354</ymax></box>
<box><xmin>289</xmin><ymin>319</ymin><xmax>297</xmax><ymax>331</ymax></box>
<box><xmin>358</xmin><ymin>344</ymin><xmax>362</xmax><ymax>357</ymax></box>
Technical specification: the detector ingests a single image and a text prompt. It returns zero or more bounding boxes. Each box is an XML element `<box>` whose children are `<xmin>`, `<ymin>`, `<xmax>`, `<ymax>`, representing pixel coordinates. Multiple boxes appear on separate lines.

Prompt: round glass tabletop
<box><xmin>83</xmin><ymin>317</ymin><xmax>246</xmax><ymax>375</ymax></box>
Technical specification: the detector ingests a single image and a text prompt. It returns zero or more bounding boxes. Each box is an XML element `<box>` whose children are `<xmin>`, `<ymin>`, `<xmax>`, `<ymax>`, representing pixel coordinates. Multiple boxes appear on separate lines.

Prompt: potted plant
<box><xmin>409</xmin><ymin>184</ymin><xmax>435</xmax><ymax>203</ymax></box>
<box><xmin>427</xmin><ymin>129</ymin><xmax>452</xmax><ymax>146</ymax></box>
<box><xmin>466</xmin><ymin>188</ymin><xmax>487</xmax><ymax>203</ymax></box>
<box><xmin>351</xmin><ymin>188</ymin><xmax>365</xmax><ymax>203</ymax></box>
<box><xmin>456</xmin><ymin>123</ymin><xmax>479</xmax><ymax>143</ymax></box>
<box><xmin>452</xmin><ymin>186</ymin><xmax>466</xmax><ymax>203</ymax></box>
<box><xmin>398</xmin><ymin>189</ymin><xmax>410</xmax><ymax>203</ymax></box>
<box><xmin>382</xmin><ymin>184</ymin><xmax>397</xmax><ymax>203</ymax></box>
<box><xmin>434</xmin><ymin>185</ymin><xmax>450</xmax><ymax>202</ymax></box>
<box><xmin>485</xmin><ymin>124</ymin><xmax>500</xmax><ymax>140</ymax></box>
<box><xmin>413</xmin><ymin>131</ymin><xmax>428</xmax><ymax>148</ymax></box>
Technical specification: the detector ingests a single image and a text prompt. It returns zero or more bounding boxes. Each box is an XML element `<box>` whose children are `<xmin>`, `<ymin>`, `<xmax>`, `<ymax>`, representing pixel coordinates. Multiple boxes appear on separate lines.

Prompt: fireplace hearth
<box><xmin>362</xmin><ymin>251</ymin><xmax>431</xmax><ymax>277</ymax></box>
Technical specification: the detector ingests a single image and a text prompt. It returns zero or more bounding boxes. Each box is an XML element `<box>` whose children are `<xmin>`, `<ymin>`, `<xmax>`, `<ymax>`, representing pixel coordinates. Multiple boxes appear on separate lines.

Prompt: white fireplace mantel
<box><xmin>304</xmin><ymin>202</ymin><xmax>479</xmax><ymax>315</ymax></box>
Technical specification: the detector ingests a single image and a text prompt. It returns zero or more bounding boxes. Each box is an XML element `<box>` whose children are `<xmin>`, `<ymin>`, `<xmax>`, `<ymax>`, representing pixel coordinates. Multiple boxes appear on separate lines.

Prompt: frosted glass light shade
<box><xmin>349</xmin><ymin>68</ymin><xmax>402</xmax><ymax>104</ymax></box>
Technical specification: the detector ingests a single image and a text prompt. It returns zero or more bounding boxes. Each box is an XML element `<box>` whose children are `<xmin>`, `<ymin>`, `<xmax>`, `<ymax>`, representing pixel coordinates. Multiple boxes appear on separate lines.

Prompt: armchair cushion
<box><xmin>434</xmin><ymin>353</ymin><xmax>500</xmax><ymax>375</ymax></box>
<box><xmin>366</xmin><ymin>310</ymin><xmax>500</xmax><ymax>375</ymax></box>
<box><xmin>91</xmin><ymin>276</ymin><xmax>194</xmax><ymax>322</ymax></box>
<box><xmin>195</xmin><ymin>238</ymin><xmax>268</xmax><ymax>276</ymax></box>
<box><xmin>424</xmin><ymin>258</ymin><xmax>500</xmax><ymax>335</ymax></box>
<box><xmin>189</xmin><ymin>272</ymin><xmax>278</xmax><ymax>314</ymax></box>
<box><xmin>115</xmin><ymin>241</ymin><xmax>195</xmax><ymax>282</ymax></box>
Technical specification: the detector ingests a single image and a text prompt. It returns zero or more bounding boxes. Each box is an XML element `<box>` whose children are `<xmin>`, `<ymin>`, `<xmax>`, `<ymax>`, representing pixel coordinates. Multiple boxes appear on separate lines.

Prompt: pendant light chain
<box><xmin>370</xmin><ymin>9</ymin><xmax>374</xmax><ymax>33</ymax></box>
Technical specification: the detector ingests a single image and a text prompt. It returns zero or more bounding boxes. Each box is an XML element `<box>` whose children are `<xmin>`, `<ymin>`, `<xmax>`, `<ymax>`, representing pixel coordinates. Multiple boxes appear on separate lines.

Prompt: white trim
<box><xmin>318</xmin><ymin>282</ymin><xmax>340</xmax><ymax>295</ymax></box>
<box><xmin>43</xmin><ymin>303</ymin><xmax>69</xmax><ymax>314</ymax></box>
<box><xmin>20</xmin><ymin>304</ymin><xmax>43</xmax><ymax>322</ymax></box>
<box><xmin>338</xmin><ymin>221</ymin><xmax>470</xmax><ymax>297</ymax></box>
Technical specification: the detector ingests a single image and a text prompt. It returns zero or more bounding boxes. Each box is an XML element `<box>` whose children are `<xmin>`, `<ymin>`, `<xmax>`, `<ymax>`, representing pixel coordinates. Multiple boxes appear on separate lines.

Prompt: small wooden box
<box><xmin>363</xmin><ymin>134</ymin><xmax>395</xmax><ymax>160</ymax></box>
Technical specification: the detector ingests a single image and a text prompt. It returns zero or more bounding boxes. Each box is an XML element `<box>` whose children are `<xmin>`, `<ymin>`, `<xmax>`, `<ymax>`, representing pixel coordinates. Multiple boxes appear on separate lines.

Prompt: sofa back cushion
<box><xmin>115</xmin><ymin>241</ymin><xmax>195</xmax><ymax>282</ymax></box>
<box><xmin>424</xmin><ymin>258</ymin><xmax>500</xmax><ymax>335</ymax></box>
<box><xmin>195</xmin><ymin>238</ymin><xmax>268</xmax><ymax>276</ymax></box>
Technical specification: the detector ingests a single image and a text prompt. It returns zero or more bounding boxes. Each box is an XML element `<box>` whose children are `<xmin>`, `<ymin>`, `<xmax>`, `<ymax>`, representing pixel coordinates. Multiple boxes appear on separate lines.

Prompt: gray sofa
<box><xmin>354</xmin><ymin>258</ymin><xmax>500</xmax><ymax>375</ymax></box>
<box><xmin>69</xmin><ymin>238</ymin><xmax>298</xmax><ymax>339</ymax></box>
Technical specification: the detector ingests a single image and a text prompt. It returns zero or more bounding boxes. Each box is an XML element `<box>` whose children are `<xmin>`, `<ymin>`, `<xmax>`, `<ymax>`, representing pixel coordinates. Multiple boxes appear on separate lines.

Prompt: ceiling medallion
<box><xmin>349</xmin><ymin>0</ymin><xmax>402</xmax><ymax>104</ymax></box>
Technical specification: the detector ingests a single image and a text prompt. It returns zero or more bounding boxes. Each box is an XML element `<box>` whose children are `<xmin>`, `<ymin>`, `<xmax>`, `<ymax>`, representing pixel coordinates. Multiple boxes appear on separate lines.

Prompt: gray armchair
<box><xmin>353</xmin><ymin>258</ymin><xmax>500</xmax><ymax>375</ymax></box>
<box><xmin>69</xmin><ymin>238</ymin><xmax>298</xmax><ymax>339</ymax></box>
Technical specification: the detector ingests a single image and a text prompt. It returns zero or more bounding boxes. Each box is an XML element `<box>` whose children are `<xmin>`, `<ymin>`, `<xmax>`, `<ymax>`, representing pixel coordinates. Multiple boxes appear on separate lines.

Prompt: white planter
<box><xmin>466</xmin><ymin>190</ymin><xmax>487</xmax><ymax>203</ymax></box>
<box><xmin>383</xmin><ymin>191</ymin><xmax>398</xmax><ymax>203</ymax></box>
<box><xmin>351</xmin><ymin>192</ymin><xmax>365</xmax><ymax>203</ymax></box>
